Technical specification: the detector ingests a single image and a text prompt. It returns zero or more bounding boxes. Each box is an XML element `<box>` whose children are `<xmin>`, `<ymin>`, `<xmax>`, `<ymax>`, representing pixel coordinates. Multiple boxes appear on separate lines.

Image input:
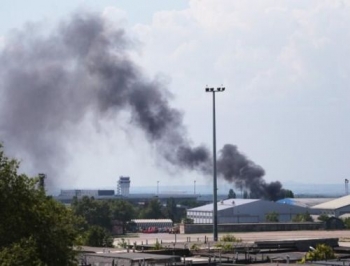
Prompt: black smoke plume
<box><xmin>216</xmin><ymin>144</ymin><xmax>288</xmax><ymax>201</ymax></box>
<box><xmin>0</xmin><ymin>12</ymin><xmax>210</xmax><ymax>187</ymax></box>
<box><xmin>0</xmin><ymin>12</ymin><xmax>287</xmax><ymax>200</ymax></box>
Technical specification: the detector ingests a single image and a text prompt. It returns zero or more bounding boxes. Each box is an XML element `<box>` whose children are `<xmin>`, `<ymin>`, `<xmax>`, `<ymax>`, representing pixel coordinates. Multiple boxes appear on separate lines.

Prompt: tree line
<box><xmin>2</xmin><ymin>142</ymin><xmax>348</xmax><ymax>264</ymax></box>
<box><xmin>0</xmin><ymin>143</ymin><xmax>199</xmax><ymax>264</ymax></box>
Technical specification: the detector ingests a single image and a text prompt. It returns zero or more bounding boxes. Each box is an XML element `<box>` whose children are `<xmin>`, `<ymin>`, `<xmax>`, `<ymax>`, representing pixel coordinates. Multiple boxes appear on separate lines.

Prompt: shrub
<box><xmin>220</xmin><ymin>234</ymin><xmax>242</xmax><ymax>242</ymax></box>
<box><xmin>117</xmin><ymin>238</ymin><xmax>127</xmax><ymax>249</ymax></box>
<box><xmin>300</xmin><ymin>244</ymin><xmax>335</xmax><ymax>263</ymax></box>
<box><xmin>214</xmin><ymin>242</ymin><xmax>233</xmax><ymax>252</ymax></box>
<box><xmin>84</xmin><ymin>226</ymin><xmax>114</xmax><ymax>247</ymax></box>
<box><xmin>190</xmin><ymin>243</ymin><xmax>200</xmax><ymax>251</ymax></box>
<box><xmin>153</xmin><ymin>240</ymin><xmax>163</xmax><ymax>250</ymax></box>
<box><xmin>318</xmin><ymin>214</ymin><xmax>330</xmax><ymax>222</ymax></box>
<box><xmin>265</xmin><ymin>211</ymin><xmax>279</xmax><ymax>222</ymax></box>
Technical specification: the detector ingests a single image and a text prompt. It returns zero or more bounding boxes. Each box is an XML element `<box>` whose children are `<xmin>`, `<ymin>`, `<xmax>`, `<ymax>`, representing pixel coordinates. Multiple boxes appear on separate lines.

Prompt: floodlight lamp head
<box><xmin>205</xmin><ymin>88</ymin><xmax>210</xmax><ymax>92</ymax></box>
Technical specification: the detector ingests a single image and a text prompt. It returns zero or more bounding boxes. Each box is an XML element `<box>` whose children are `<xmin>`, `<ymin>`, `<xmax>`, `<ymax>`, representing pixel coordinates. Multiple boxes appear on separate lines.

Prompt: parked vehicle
<box><xmin>142</xmin><ymin>227</ymin><xmax>158</xmax><ymax>233</ymax></box>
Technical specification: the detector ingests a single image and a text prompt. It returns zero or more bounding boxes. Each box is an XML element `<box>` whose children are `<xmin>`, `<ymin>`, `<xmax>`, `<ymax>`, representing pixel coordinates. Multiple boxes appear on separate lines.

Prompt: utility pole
<box><xmin>205</xmin><ymin>86</ymin><xmax>225</xmax><ymax>241</ymax></box>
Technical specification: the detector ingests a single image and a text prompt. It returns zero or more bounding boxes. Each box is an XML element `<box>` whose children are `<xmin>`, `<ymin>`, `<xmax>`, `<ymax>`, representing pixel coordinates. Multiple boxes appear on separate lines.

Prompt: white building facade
<box><xmin>187</xmin><ymin>198</ymin><xmax>310</xmax><ymax>224</ymax></box>
<box><xmin>117</xmin><ymin>176</ymin><xmax>131</xmax><ymax>196</ymax></box>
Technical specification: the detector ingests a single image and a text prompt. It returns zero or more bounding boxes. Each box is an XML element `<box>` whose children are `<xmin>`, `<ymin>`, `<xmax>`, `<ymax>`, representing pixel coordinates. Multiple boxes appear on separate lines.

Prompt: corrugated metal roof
<box><xmin>276</xmin><ymin>198</ymin><xmax>335</xmax><ymax>208</ymax></box>
<box><xmin>311</xmin><ymin>195</ymin><xmax>350</xmax><ymax>210</ymax></box>
<box><xmin>188</xmin><ymin>198</ymin><xmax>260</xmax><ymax>212</ymax></box>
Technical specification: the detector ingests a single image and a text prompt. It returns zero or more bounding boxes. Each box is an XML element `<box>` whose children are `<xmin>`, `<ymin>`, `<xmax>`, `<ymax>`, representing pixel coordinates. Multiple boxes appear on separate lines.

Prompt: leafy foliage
<box><xmin>214</xmin><ymin>242</ymin><xmax>233</xmax><ymax>252</ymax></box>
<box><xmin>110</xmin><ymin>200</ymin><xmax>136</xmax><ymax>233</ymax></box>
<box><xmin>153</xmin><ymin>240</ymin><xmax>163</xmax><ymax>250</ymax></box>
<box><xmin>219</xmin><ymin>234</ymin><xmax>242</xmax><ymax>242</ymax></box>
<box><xmin>182</xmin><ymin>218</ymin><xmax>194</xmax><ymax>224</ymax></box>
<box><xmin>117</xmin><ymin>238</ymin><xmax>128</xmax><ymax>249</ymax></box>
<box><xmin>318</xmin><ymin>214</ymin><xmax>330</xmax><ymax>222</ymax></box>
<box><xmin>342</xmin><ymin>217</ymin><xmax>350</xmax><ymax>229</ymax></box>
<box><xmin>178</xmin><ymin>199</ymin><xmax>201</xmax><ymax>209</ymax></box>
<box><xmin>71</xmin><ymin>196</ymin><xmax>112</xmax><ymax>230</ymax></box>
<box><xmin>0</xmin><ymin>144</ymin><xmax>81</xmax><ymax>265</ymax></box>
<box><xmin>71</xmin><ymin>196</ymin><xmax>136</xmax><ymax>235</ymax></box>
<box><xmin>292</xmin><ymin>212</ymin><xmax>313</xmax><ymax>222</ymax></box>
<box><xmin>139</xmin><ymin>198</ymin><xmax>165</xmax><ymax>219</ymax></box>
<box><xmin>300</xmin><ymin>244</ymin><xmax>335</xmax><ymax>263</ymax></box>
<box><xmin>265</xmin><ymin>211</ymin><xmax>279</xmax><ymax>222</ymax></box>
<box><xmin>243</xmin><ymin>190</ymin><xmax>249</xmax><ymax>199</ymax></box>
<box><xmin>190</xmin><ymin>243</ymin><xmax>201</xmax><ymax>251</ymax></box>
<box><xmin>165</xmin><ymin>198</ymin><xmax>178</xmax><ymax>222</ymax></box>
<box><xmin>283</xmin><ymin>189</ymin><xmax>295</xmax><ymax>198</ymax></box>
<box><xmin>227</xmin><ymin>189</ymin><xmax>236</xmax><ymax>199</ymax></box>
<box><xmin>0</xmin><ymin>237</ymin><xmax>44</xmax><ymax>266</ymax></box>
<box><xmin>83</xmin><ymin>226</ymin><xmax>114</xmax><ymax>247</ymax></box>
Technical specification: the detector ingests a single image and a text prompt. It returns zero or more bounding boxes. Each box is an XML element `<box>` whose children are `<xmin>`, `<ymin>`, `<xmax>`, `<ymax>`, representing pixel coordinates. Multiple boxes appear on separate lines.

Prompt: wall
<box><xmin>180</xmin><ymin>222</ymin><xmax>323</xmax><ymax>234</ymax></box>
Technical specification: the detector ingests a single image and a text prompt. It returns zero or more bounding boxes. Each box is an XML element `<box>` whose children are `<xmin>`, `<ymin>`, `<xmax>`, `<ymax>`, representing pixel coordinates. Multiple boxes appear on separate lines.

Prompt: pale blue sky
<box><xmin>1</xmin><ymin>1</ymin><xmax>350</xmax><ymax>194</ymax></box>
<box><xmin>0</xmin><ymin>0</ymin><xmax>187</xmax><ymax>35</ymax></box>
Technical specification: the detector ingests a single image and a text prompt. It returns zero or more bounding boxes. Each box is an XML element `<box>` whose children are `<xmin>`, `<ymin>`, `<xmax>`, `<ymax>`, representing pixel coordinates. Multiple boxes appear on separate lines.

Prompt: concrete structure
<box><xmin>312</xmin><ymin>195</ymin><xmax>350</xmax><ymax>217</ymax></box>
<box><xmin>59</xmin><ymin>189</ymin><xmax>114</xmax><ymax>198</ymax></box>
<box><xmin>132</xmin><ymin>219</ymin><xmax>173</xmax><ymax>229</ymax></box>
<box><xmin>117</xmin><ymin>176</ymin><xmax>131</xmax><ymax>196</ymax></box>
<box><xmin>181</xmin><ymin>222</ymin><xmax>323</xmax><ymax>234</ymax></box>
<box><xmin>187</xmin><ymin>198</ymin><xmax>310</xmax><ymax>223</ymax></box>
<box><xmin>55</xmin><ymin>190</ymin><xmax>199</xmax><ymax>205</ymax></box>
<box><xmin>81</xmin><ymin>251</ymin><xmax>180</xmax><ymax>266</ymax></box>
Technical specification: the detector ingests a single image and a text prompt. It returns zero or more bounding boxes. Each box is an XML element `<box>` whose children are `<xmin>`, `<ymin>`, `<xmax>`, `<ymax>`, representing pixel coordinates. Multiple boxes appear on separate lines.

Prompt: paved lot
<box><xmin>114</xmin><ymin>230</ymin><xmax>350</xmax><ymax>246</ymax></box>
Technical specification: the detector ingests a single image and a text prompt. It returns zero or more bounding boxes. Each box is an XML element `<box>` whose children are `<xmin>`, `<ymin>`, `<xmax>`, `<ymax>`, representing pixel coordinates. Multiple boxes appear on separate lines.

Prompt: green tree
<box><xmin>243</xmin><ymin>190</ymin><xmax>248</xmax><ymax>199</ymax></box>
<box><xmin>301</xmin><ymin>244</ymin><xmax>335</xmax><ymax>263</ymax></box>
<box><xmin>139</xmin><ymin>198</ymin><xmax>164</xmax><ymax>219</ymax></box>
<box><xmin>0</xmin><ymin>144</ymin><xmax>80</xmax><ymax>265</ymax></box>
<box><xmin>318</xmin><ymin>214</ymin><xmax>330</xmax><ymax>222</ymax></box>
<box><xmin>164</xmin><ymin>197</ymin><xmax>188</xmax><ymax>223</ymax></box>
<box><xmin>343</xmin><ymin>217</ymin><xmax>350</xmax><ymax>229</ymax></box>
<box><xmin>178</xmin><ymin>199</ymin><xmax>200</xmax><ymax>208</ymax></box>
<box><xmin>292</xmin><ymin>212</ymin><xmax>313</xmax><ymax>222</ymax></box>
<box><xmin>283</xmin><ymin>189</ymin><xmax>295</xmax><ymax>198</ymax></box>
<box><xmin>71</xmin><ymin>196</ymin><xmax>112</xmax><ymax>230</ymax></box>
<box><xmin>227</xmin><ymin>189</ymin><xmax>236</xmax><ymax>199</ymax></box>
<box><xmin>110</xmin><ymin>200</ymin><xmax>136</xmax><ymax>234</ymax></box>
<box><xmin>0</xmin><ymin>237</ymin><xmax>44</xmax><ymax>266</ymax></box>
<box><xmin>182</xmin><ymin>217</ymin><xmax>194</xmax><ymax>224</ymax></box>
<box><xmin>84</xmin><ymin>226</ymin><xmax>113</xmax><ymax>247</ymax></box>
<box><xmin>265</xmin><ymin>211</ymin><xmax>279</xmax><ymax>222</ymax></box>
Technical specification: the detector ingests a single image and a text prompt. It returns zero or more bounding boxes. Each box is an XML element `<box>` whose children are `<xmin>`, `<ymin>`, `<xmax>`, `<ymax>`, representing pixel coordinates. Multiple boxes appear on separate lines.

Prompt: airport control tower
<box><xmin>117</xmin><ymin>176</ymin><xmax>130</xmax><ymax>196</ymax></box>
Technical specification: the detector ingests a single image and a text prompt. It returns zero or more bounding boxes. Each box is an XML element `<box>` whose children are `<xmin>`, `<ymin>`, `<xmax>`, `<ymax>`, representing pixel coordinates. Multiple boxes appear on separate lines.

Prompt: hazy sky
<box><xmin>1</xmin><ymin>0</ymin><xmax>350</xmax><ymax>193</ymax></box>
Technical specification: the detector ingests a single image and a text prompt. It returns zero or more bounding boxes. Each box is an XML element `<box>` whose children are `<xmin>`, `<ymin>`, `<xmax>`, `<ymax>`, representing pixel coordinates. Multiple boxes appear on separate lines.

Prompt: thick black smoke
<box><xmin>0</xmin><ymin>12</ymin><xmax>286</xmax><ymax>199</ymax></box>
<box><xmin>0</xmin><ymin>13</ymin><xmax>210</xmax><ymax>187</ymax></box>
<box><xmin>216</xmin><ymin>144</ymin><xmax>288</xmax><ymax>201</ymax></box>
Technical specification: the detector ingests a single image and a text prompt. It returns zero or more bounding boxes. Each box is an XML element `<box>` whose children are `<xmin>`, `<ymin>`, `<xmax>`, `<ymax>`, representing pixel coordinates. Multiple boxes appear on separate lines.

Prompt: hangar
<box><xmin>311</xmin><ymin>195</ymin><xmax>350</xmax><ymax>217</ymax></box>
<box><xmin>187</xmin><ymin>198</ymin><xmax>310</xmax><ymax>224</ymax></box>
<box><xmin>276</xmin><ymin>198</ymin><xmax>334</xmax><ymax>208</ymax></box>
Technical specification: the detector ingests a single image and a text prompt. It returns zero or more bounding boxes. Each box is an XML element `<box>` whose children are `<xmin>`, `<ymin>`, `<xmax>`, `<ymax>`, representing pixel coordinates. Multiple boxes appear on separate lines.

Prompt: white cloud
<box><xmin>128</xmin><ymin>0</ymin><xmax>350</xmax><ymax>186</ymax></box>
<box><xmin>3</xmin><ymin>1</ymin><xmax>350</xmax><ymax>190</ymax></box>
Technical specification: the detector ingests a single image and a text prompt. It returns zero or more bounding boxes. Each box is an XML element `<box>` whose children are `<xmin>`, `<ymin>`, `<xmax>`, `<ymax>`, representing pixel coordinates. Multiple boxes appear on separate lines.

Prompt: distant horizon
<box><xmin>55</xmin><ymin>181</ymin><xmax>348</xmax><ymax>198</ymax></box>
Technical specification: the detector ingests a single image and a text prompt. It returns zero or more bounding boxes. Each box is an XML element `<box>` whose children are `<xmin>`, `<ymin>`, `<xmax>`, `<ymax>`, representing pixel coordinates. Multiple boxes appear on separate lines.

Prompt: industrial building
<box><xmin>311</xmin><ymin>194</ymin><xmax>350</xmax><ymax>217</ymax></box>
<box><xmin>59</xmin><ymin>189</ymin><xmax>114</xmax><ymax>198</ymax></box>
<box><xmin>54</xmin><ymin>176</ymin><xmax>199</xmax><ymax>205</ymax></box>
<box><xmin>131</xmin><ymin>219</ymin><xmax>173</xmax><ymax>229</ymax></box>
<box><xmin>187</xmin><ymin>198</ymin><xmax>311</xmax><ymax>223</ymax></box>
<box><xmin>276</xmin><ymin>197</ymin><xmax>335</xmax><ymax>208</ymax></box>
